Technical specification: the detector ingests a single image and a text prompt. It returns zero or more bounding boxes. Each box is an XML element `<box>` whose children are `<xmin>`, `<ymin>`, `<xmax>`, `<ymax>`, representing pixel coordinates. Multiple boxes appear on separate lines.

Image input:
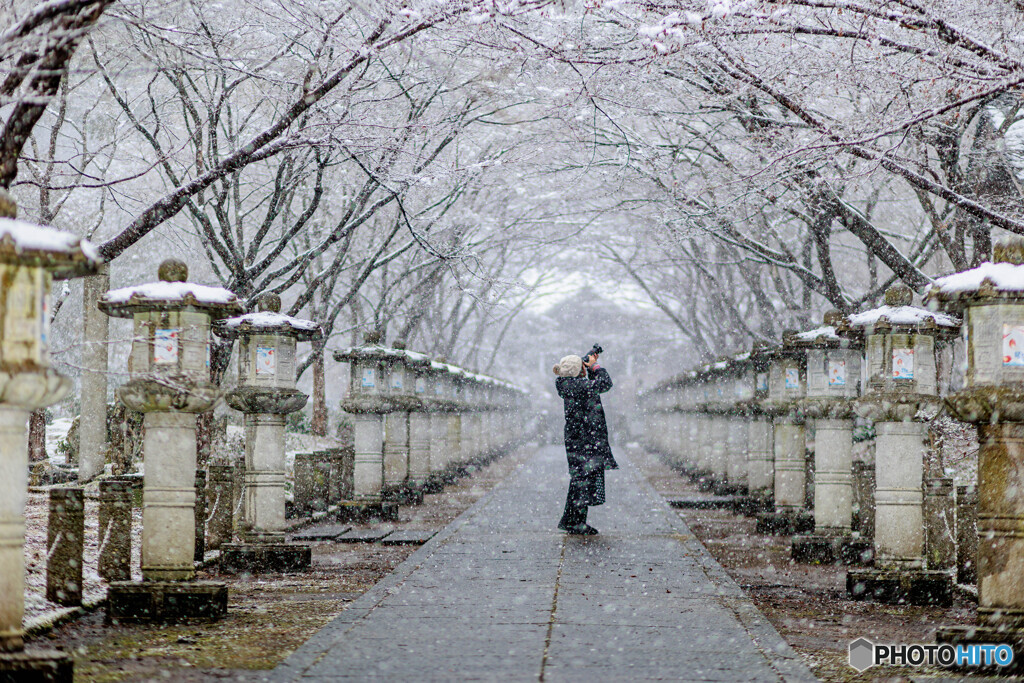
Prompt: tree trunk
<box><xmin>28</xmin><ymin>409</ymin><xmax>47</xmax><ymax>463</ymax></box>
<box><xmin>311</xmin><ymin>346</ymin><xmax>327</xmax><ymax>437</ymax></box>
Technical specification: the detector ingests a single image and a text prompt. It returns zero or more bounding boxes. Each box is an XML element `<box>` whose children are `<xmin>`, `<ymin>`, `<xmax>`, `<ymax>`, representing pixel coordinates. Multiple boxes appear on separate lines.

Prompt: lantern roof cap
<box><xmin>843</xmin><ymin>304</ymin><xmax>958</xmax><ymax>331</ymax></box>
<box><xmin>0</xmin><ymin>216</ymin><xmax>101</xmax><ymax>279</ymax></box>
<box><xmin>215</xmin><ymin>311</ymin><xmax>322</xmax><ymax>341</ymax></box>
<box><xmin>927</xmin><ymin>260</ymin><xmax>1024</xmax><ymax>307</ymax></box>
<box><xmin>333</xmin><ymin>342</ymin><xmax>431</xmax><ymax>366</ymax></box>
<box><xmin>100</xmin><ymin>260</ymin><xmax>241</xmax><ymax>318</ymax></box>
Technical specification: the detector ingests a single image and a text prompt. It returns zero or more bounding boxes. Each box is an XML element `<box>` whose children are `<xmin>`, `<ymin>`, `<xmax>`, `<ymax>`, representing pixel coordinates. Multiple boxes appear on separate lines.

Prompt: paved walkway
<box><xmin>270</xmin><ymin>446</ymin><xmax>817</xmax><ymax>682</ymax></box>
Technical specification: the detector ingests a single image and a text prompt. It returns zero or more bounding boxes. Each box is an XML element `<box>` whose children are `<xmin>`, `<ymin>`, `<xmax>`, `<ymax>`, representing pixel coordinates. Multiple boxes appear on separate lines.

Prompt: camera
<box><xmin>582</xmin><ymin>343</ymin><xmax>603</xmax><ymax>364</ymax></box>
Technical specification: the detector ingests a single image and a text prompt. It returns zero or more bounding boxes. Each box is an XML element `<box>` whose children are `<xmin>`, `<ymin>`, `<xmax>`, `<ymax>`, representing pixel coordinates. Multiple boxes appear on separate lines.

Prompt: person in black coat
<box><xmin>553</xmin><ymin>350</ymin><xmax>617</xmax><ymax>535</ymax></box>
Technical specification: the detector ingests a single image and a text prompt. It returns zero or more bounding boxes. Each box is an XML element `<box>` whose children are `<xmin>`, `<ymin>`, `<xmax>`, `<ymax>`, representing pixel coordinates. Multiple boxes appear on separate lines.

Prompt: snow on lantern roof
<box><xmin>926</xmin><ymin>237</ymin><xmax>1024</xmax><ymax>308</ymax></box>
<box><xmin>0</xmin><ymin>217</ymin><xmax>101</xmax><ymax>279</ymax></box>
<box><xmin>216</xmin><ymin>312</ymin><xmax>322</xmax><ymax>341</ymax></box>
<box><xmin>795</xmin><ymin>325</ymin><xmax>838</xmax><ymax>342</ymax></box>
<box><xmin>845</xmin><ymin>305</ymin><xmax>958</xmax><ymax>329</ymax></box>
<box><xmin>100</xmin><ymin>259</ymin><xmax>241</xmax><ymax>318</ymax></box>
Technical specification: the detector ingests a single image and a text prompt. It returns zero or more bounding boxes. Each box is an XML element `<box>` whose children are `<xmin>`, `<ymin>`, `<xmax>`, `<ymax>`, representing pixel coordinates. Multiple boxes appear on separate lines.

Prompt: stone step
<box><xmin>334</xmin><ymin>527</ymin><xmax>394</xmax><ymax>543</ymax></box>
<box><xmin>380</xmin><ymin>530</ymin><xmax>437</xmax><ymax>546</ymax></box>
<box><xmin>290</xmin><ymin>525</ymin><xmax>352</xmax><ymax>541</ymax></box>
<box><xmin>667</xmin><ymin>495</ymin><xmax>735</xmax><ymax>510</ymax></box>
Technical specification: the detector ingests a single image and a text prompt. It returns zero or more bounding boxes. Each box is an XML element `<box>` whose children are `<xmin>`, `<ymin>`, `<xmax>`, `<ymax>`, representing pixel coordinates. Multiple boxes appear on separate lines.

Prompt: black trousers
<box><xmin>558</xmin><ymin>453</ymin><xmax>605</xmax><ymax>530</ymax></box>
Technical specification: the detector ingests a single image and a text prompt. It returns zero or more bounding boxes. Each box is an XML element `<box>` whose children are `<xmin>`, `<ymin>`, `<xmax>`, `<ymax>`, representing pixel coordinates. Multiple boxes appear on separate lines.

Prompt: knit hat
<box><xmin>552</xmin><ymin>354</ymin><xmax>583</xmax><ymax>378</ymax></box>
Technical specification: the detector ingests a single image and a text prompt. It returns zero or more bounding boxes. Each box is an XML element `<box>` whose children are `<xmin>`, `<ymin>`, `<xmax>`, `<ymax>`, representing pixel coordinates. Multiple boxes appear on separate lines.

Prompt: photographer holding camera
<box><xmin>552</xmin><ymin>344</ymin><xmax>617</xmax><ymax>535</ymax></box>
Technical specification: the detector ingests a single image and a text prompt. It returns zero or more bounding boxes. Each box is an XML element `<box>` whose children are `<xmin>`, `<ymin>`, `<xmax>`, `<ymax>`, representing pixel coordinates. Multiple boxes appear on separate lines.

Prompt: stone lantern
<box><xmin>755</xmin><ymin>333</ymin><xmax>813</xmax><ymax>536</ymax></box>
<box><xmin>380</xmin><ymin>341</ymin><xmax>426</xmax><ymax>504</ymax></box>
<box><xmin>928</xmin><ymin>238</ymin><xmax>1024</xmax><ymax>654</ymax></box>
<box><xmin>213</xmin><ymin>293</ymin><xmax>322</xmax><ymax>573</ymax></box>
<box><xmin>0</xmin><ymin>195</ymin><xmax>98</xmax><ymax>679</ymax></box>
<box><xmin>788</xmin><ymin>311</ymin><xmax>868</xmax><ymax>564</ymax></box>
<box><xmin>738</xmin><ymin>342</ymin><xmax>775</xmax><ymax>515</ymax></box>
<box><xmin>406</xmin><ymin>349</ymin><xmax>434</xmax><ymax>496</ymax></box>
<box><xmin>423</xmin><ymin>360</ymin><xmax>452</xmax><ymax>492</ymax></box>
<box><xmin>841</xmin><ymin>284</ymin><xmax>959</xmax><ymax>605</ymax></box>
<box><xmin>334</xmin><ymin>333</ymin><xmax>401</xmax><ymax>521</ymax></box>
<box><xmin>726</xmin><ymin>355</ymin><xmax>754</xmax><ymax>497</ymax></box>
<box><xmin>99</xmin><ymin>259</ymin><xmax>242</xmax><ymax>623</ymax></box>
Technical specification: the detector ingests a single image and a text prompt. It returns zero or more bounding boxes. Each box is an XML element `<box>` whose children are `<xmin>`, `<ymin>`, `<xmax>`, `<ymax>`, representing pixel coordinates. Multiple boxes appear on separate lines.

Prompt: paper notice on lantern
<box><xmin>255</xmin><ymin>346</ymin><xmax>276</xmax><ymax>375</ymax></box>
<box><xmin>757</xmin><ymin>373</ymin><xmax>768</xmax><ymax>392</ymax></box>
<box><xmin>415</xmin><ymin>378</ymin><xmax>426</xmax><ymax>394</ymax></box>
<box><xmin>892</xmin><ymin>348</ymin><xmax>915</xmax><ymax>379</ymax></box>
<box><xmin>154</xmin><ymin>328</ymin><xmax>179</xmax><ymax>364</ymax></box>
<box><xmin>785</xmin><ymin>368</ymin><xmax>799</xmax><ymax>389</ymax></box>
<box><xmin>1003</xmin><ymin>324</ymin><xmax>1024</xmax><ymax>366</ymax></box>
<box><xmin>361</xmin><ymin>368</ymin><xmax>376</xmax><ymax>388</ymax></box>
<box><xmin>391</xmin><ymin>374</ymin><xmax>403</xmax><ymax>390</ymax></box>
<box><xmin>828</xmin><ymin>359</ymin><xmax>847</xmax><ymax>386</ymax></box>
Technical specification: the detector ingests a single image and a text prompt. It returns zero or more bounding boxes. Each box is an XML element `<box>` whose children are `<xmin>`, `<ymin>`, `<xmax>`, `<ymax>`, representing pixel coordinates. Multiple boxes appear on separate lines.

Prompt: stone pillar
<box><xmin>811</xmin><ymin>419</ymin><xmax>853</xmax><ymax>535</ymax></box>
<box><xmin>924</xmin><ymin>477</ymin><xmax>956</xmax><ymax>571</ymax></box>
<box><xmin>447</xmin><ymin>413</ymin><xmax>462</xmax><ymax>472</ymax></box>
<box><xmin>194</xmin><ymin>468</ymin><xmax>207</xmax><ymax>562</ymax></box>
<box><xmin>852</xmin><ymin>460</ymin><xmax>876</xmax><ymax>540</ymax></box>
<box><xmin>238</xmin><ymin>413</ymin><xmax>287</xmax><ymax>541</ymax></box>
<box><xmin>141</xmin><ymin>411</ymin><xmax>198</xmax><ymax>581</ymax></box>
<box><xmin>79</xmin><ymin>265</ymin><xmax>110</xmax><ymax>483</ymax></box>
<box><xmin>408</xmin><ymin>412</ymin><xmax>431</xmax><ymax>490</ymax></box>
<box><xmin>46</xmin><ymin>488</ymin><xmax>85</xmax><ymax>606</ymax></box>
<box><xmin>956</xmin><ymin>485</ymin><xmax>977</xmax><ymax>585</ymax></box>
<box><xmin>353</xmin><ymin>413</ymin><xmax>384</xmax><ymax>502</ymax></box>
<box><xmin>746</xmin><ymin>415</ymin><xmax>773</xmax><ymax>501</ymax></box>
<box><xmin>98</xmin><ymin>479</ymin><xmax>133</xmax><ymax>582</ymax></box>
<box><xmin>726</xmin><ymin>415</ymin><xmax>747</xmax><ymax>494</ymax></box>
<box><xmin>205</xmin><ymin>464</ymin><xmax>234</xmax><ymax>550</ymax></box>
<box><xmin>383</xmin><ymin>411</ymin><xmax>410</xmax><ymax>499</ymax></box>
<box><xmin>0</xmin><ymin>408</ymin><xmax>29</xmax><ymax>651</ymax></box>
<box><xmin>695</xmin><ymin>412</ymin><xmax>713</xmax><ymax>487</ymax></box>
<box><xmin>427</xmin><ymin>412</ymin><xmax>447</xmax><ymax>490</ymax></box>
<box><xmin>873</xmin><ymin>421</ymin><xmax>925</xmax><ymax>568</ymax></box>
<box><xmin>709</xmin><ymin>414</ymin><xmax>729</xmax><ymax>492</ymax></box>
<box><xmin>773</xmin><ymin>415</ymin><xmax>806</xmax><ymax>514</ymax></box>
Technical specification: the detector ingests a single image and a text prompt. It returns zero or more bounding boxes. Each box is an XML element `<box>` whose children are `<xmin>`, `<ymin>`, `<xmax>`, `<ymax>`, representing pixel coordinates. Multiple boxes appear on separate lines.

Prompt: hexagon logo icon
<box><xmin>849</xmin><ymin>638</ymin><xmax>875</xmax><ymax>672</ymax></box>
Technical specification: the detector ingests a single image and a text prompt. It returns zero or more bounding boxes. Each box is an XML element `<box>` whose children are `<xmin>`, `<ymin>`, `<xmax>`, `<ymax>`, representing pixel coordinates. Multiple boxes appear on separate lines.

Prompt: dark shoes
<box><xmin>565</xmin><ymin>524</ymin><xmax>599</xmax><ymax>535</ymax></box>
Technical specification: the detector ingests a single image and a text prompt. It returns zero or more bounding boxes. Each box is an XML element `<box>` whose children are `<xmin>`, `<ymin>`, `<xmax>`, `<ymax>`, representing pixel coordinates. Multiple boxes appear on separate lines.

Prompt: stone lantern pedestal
<box><xmin>788</xmin><ymin>314</ymin><xmax>871</xmax><ymax>565</ymax></box>
<box><xmin>756</xmin><ymin>338</ymin><xmax>813</xmax><ymax>536</ymax></box>
<box><xmin>844</xmin><ymin>285</ymin><xmax>959</xmax><ymax>606</ymax></box>
<box><xmin>215</xmin><ymin>294</ymin><xmax>322</xmax><ymax>573</ymax></box>
<box><xmin>0</xmin><ymin>195</ymin><xmax>98</xmax><ymax>680</ymax></box>
<box><xmin>928</xmin><ymin>239</ymin><xmax>1024</xmax><ymax>667</ymax></box>
<box><xmin>333</xmin><ymin>334</ymin><xmax>408</xmax><ymax>522</ymax></box>
<box><xmin>99</xmin><ymin>260</ymin><xmax>241</xmax><ymax>623</ymax></box>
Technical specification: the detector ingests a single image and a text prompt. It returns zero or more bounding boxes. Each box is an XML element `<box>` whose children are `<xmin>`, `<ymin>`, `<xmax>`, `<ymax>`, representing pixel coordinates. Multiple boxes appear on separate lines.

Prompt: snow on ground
<box><xmin>45</xmin><ymin>417</ymin><xmax>74</xmax><ymax>465</ymax></box>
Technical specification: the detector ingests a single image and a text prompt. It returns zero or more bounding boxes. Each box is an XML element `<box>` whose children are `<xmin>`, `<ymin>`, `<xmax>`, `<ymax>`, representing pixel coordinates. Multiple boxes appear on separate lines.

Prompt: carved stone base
<box><xmin>789</xmin><ymin>535</ymin><xmax>872</xmax><ymax>565</ymax></box>
<box><xmin>106</xmin><ymin>581</ymin><xmax>228</xmax><ymax>623</ymax></box>
<box><xmin>333</xmin><ymin>501</ymin><xmax>399</xmax><ymax>523</ymax></box>
<box><xmin>791</xmin><ymin>535</ymin><xmax>842</xmax><ymax>564</ymax></box>
<box><xmin>840</xmin><ymin>538</ymin><xmax>875</xmax><ymax>566</ymax></box>
<box><xmin>846</xmin><ymin>568</ymin><xmax>952</xmax><ymax>606</ymax></box>
<box><xmin>732</xmin><ymin>494</ymin><xmax>773</xmax><ymax>517</ymax></box>
<box><xmin>756</xmin><ymin>511</ymin><xmax>814</xmax><ymax>536</ymax></box>
<box><xmin>382</xmin><ymin>485</ymin><xmax>424</xmax><ymax>506</ymax></box>
<box><xmin>219</xmin><ymin>543</ymin><xmax>311</xmax><ymax>574</ymax></box>
<box><xmin>0</xmin><ymin>650</ymin><xmax>73</xmax><ymax>683</ymax></box>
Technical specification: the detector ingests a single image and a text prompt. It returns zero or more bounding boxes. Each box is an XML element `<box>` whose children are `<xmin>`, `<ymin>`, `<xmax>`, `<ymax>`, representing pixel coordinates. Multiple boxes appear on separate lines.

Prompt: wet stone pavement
<box><xmin>269</xmin><ymin>446</ymin><xmax>817</xmax><ymax>682</ymax></box>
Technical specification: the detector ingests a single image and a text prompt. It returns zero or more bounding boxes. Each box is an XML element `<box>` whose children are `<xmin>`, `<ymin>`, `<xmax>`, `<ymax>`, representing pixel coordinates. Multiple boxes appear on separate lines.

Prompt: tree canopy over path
<box><xmin>4</xmin><ymin>0</ymin><xmax>1024</xmax><ymax>386</ymax></box>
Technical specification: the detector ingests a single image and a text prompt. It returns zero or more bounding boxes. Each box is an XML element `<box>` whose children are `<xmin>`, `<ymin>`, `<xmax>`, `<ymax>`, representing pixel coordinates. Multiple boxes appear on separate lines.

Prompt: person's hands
<box><xmin>583</xmin><ymin>353</ymin><xmax>598</xmax><ymax>368</ymax></box>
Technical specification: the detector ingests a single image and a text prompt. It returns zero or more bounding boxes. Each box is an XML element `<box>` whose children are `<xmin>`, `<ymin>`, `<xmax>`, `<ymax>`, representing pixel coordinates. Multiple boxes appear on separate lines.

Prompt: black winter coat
<box><xmin>555</xmin><ymin>367</ymin><xmax>618</xmax><ymax>471</ymax></box>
